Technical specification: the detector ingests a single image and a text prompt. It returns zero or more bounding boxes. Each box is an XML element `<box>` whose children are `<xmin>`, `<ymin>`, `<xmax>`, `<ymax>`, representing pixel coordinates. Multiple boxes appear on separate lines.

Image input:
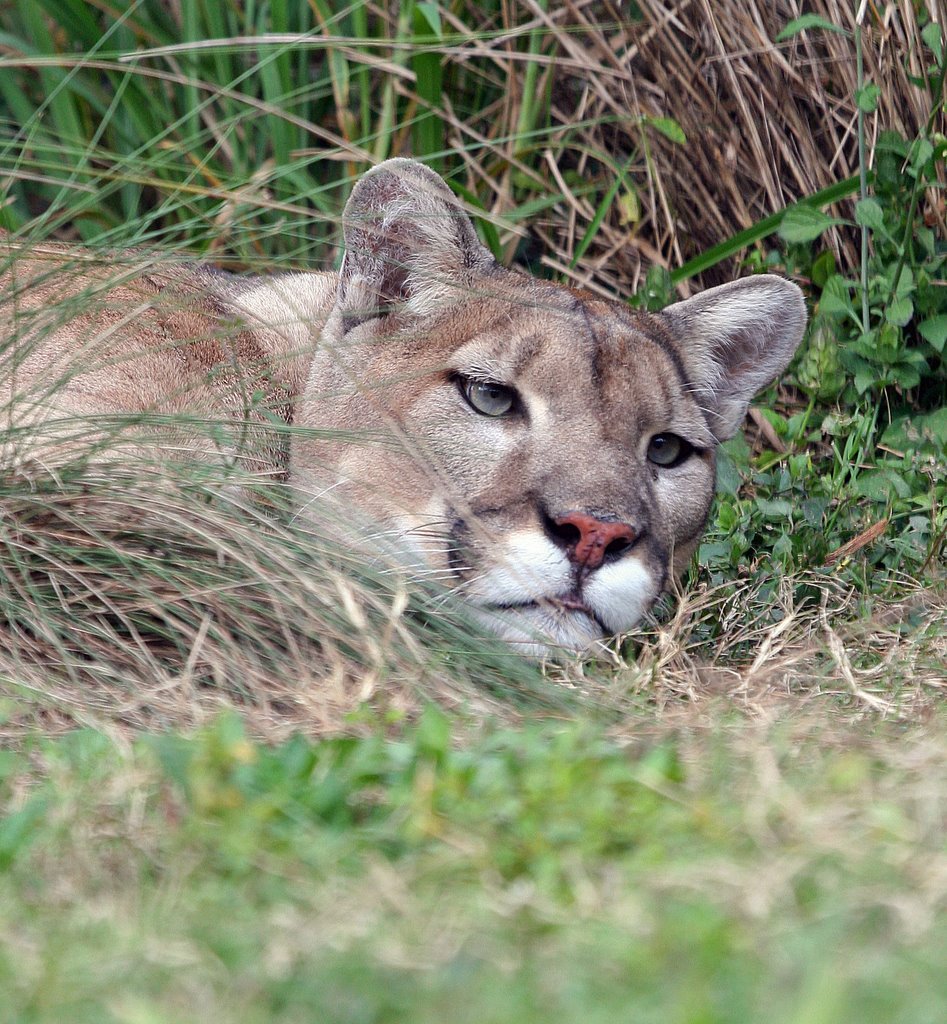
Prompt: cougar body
<box><xmin>0</xmin><ymin>160</ymin><xmax>806</xmax><ymax>654</ymax></box>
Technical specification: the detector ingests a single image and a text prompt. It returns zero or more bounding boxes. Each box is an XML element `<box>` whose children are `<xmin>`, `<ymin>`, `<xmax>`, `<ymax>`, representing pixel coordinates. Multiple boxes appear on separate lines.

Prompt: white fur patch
<box><xmin>470</xmin><ymin>603</ymin><xmax>602</xmax><ymax>657</ymax></box>
<box><xmin>584</xmin><ymin>558</ymin><xmax>658</xmax><ymax>633</ymax></box>
<box><xmin>232</xmin><ymin>273</ymin><xmax>335</xmax><ymax>347</ymax></box>
<box><xmin>463</xmin><ymin>530</ymin><xmax>572</xmax><ymax>605</ymax></box>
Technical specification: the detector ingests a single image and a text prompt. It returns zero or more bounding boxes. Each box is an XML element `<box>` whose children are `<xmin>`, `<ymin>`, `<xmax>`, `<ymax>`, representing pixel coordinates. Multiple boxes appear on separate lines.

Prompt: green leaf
<box><xmin>886</xmin><ymin>297</ymin><xmax>914</xmax><ymax>327</ymax></box>
<box><xmin>819</xmin><ymin>275</ymin><xmax>855</xmax><ymax>317</ymax></box>
<box><xmin>778</xmin><ymin>206</ymin><xmax>845</xmax><ymax>243</ymax></box>
<box><xmin>847</xmin><ymin>330</ymin><xmax>881</xmax><ymax>361</ymax></box>
<box><xmin>414</xmin><ymin>704</ymin><xmax>451</xmax><ymax>766</ymax></box>
<box><xmin>414</xmin><ymin>2</ymin><xmax>442</xmax><ymax>35</ymax></box>
<box><xmin>921</xmin><ymin>407</ymin><xmax>947</xmax><ymax>446</ymax></box>
<box><xmin>776</xmin><ymin>14</ymin><xmax>849</xmax><ymax>41</ymax></box>
<box><xmin>855</xmin><ymin>82</ymin><xmax>881</xmax><ymax>113</ymax></box>
<box><xmin>854</xmin><ymin>365</ymin><xmax>877</xmax><ymax>394</ymax></box>
<box><xmin>853</xmin><ymin>469</ymin><xmax>912</xmax><ymax>502</ymax></box>
<box><xmin>0</xmin><ymin>795</ymin><xmax>50</xmax><ymax>869</ymax></box>
<box><xmin>882</xmin><ymin>408</ymin><xmax>947</xmax><ymax>450</ymax></box>
<box><xmin>918</xmin><ymin>314</ymin><xmax>947</xmax><ymax>352</ymax></box>
<box><xmin>646</xmin><ymin>116</ymin><xmax>686</xmax><ymax>145</ymax></box>
<box><xmin>890</xmin><ymin>264</ymin><xmax>914</xmax><ymax>299</ymax></box>
<box><xmin>890</xmin><ymin>362</ymin><xmax>921</xmax><ymax>388</ymax></box>
<box><xmin>801</xmin><ymin>498</ymin><xmax>829</xmax><ymax>526</ymax></box>
<box><xmin>922</xmin><ymin>21</ymin><xmax>943</xmax><ymax>66</ymax></box>
<box><xmin>617</xmin><ymin>188</ymin><xmax>640</xmax><ymax>225</ymax></box>
<box><xmin>909</xmin><ymin>138</ymin><xmax>935</xmax><ymax>173</ymax></box>
<box><xmin>757</xmin><ymin>498</ymin><xmax>795</xmax><ymax>519</ymax></box>
<box><xmin>854</xmin><ymin>198</ymin><xmax>885</xmax><ymax>230</ymax></box>
<box><xmin>810</xmin><ymin>250</ymin><xmax>836</xmax><ymax>287</ymax></box>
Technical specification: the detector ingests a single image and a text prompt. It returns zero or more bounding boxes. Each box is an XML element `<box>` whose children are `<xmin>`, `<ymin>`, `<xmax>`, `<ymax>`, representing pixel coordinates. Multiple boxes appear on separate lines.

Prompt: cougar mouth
<box><xmin>548</xmin><ymin>592</ymin><xmax>592</xmax><ymax>614</ymax></box>
<box><xmin>486</xmin><ymin>591</ymin><xmax>607</xmax><ymax>632</ymax></box>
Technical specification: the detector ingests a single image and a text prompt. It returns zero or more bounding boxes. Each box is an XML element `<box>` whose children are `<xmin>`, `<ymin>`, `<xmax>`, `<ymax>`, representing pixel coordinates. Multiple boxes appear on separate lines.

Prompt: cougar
<box><xmin>0</xmin><ymin>159</ymin><xmax>806</xmax><ymax>654</ymax></box>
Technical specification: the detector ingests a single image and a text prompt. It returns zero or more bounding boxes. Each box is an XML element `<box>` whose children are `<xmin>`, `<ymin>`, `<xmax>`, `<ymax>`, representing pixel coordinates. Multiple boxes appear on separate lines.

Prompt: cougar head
<box><xmin>291</xmin><ymin>159</ymin><xmax>806</xmax><ymax>655</ymax></box>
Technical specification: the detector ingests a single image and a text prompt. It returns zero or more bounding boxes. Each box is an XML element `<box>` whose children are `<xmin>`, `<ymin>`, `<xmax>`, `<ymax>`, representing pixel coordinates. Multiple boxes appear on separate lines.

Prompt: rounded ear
<box><xmin>660</xmin><ymin>275</ymin><xmax>807</xmax><ymax>440</ymax></box>
<box><xmin>336</xmin><ymin>159</ymin><xmax>496</xmax><ymax>331</ymax></box>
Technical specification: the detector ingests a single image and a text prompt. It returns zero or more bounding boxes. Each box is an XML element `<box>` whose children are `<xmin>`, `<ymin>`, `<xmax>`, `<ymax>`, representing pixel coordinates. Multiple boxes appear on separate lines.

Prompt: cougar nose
<box><xmin>549</xmin><ymin>512</ymin><xmax>638</xmax><ymax>571</ymax></box>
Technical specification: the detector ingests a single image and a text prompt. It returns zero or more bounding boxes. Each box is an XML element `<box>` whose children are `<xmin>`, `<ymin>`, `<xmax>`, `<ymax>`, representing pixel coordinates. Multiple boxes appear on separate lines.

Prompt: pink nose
<box><xmin>553</xmin><ymin>512</ymin><xmax>637</xmax><ymax>571</ymax></box>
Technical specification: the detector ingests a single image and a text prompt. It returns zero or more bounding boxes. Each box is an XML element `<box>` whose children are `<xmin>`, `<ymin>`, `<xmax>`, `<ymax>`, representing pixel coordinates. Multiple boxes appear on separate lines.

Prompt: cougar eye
<box><xmin>647</xmin><ymin>432</ymin><xmax>694</xmax><ymax>467</ymax></box>
<box><xmin>459</xmin><ymin>377</ymin><xmax>517</xmax><ymax>417</ymax></box>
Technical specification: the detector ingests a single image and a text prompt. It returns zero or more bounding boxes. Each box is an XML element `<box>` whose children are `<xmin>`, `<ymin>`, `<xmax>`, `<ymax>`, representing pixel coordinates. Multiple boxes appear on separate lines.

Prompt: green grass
<box><xmin>1</xmin><ymin>0</ymin><xmax>946</xmax><ymax>1020</ymax></box>
<box><xmin>2</xmin><ymin>711</ymin><xmax>946</xmax><ymax>1023</ymax></box>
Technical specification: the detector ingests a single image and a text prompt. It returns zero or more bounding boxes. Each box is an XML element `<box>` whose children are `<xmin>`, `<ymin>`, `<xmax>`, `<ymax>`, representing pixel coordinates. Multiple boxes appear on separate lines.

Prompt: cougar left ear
<box><xmin>336</xmin><ymin>158</ymin><xmax>496</xmax><ymax>331</ymax></box>
<box><xmin>660</xmin><ymin>275</ymin><xmax>807</xmax><ymax>441</ymax></box>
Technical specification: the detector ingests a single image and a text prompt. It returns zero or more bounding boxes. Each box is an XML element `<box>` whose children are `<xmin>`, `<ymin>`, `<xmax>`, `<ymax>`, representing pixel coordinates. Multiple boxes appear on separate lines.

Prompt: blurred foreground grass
<box><xmin>1</xmin><ymin>709</ymin><xmax>946</xmax><ymax>1023</ymax></box>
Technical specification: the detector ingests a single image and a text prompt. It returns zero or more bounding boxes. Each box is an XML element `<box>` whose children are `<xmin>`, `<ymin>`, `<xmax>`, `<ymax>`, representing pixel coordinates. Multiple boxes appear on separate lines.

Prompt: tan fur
<box><xmin>0</xmin><ymin>160</ymin><xmax>806</xmax><ymax>654</ymax></box>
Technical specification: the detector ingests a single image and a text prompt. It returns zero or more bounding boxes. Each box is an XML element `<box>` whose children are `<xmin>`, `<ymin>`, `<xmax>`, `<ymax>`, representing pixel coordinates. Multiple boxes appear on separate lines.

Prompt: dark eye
<box><xmin>647</xmin><ymin>433</ymin><xmax>694</xmax><ymax>468</ymax></box>
<box><xmin>459</xmin><ymin>378</ymin><xmax>517</xmax><ymax>417</ymax></box>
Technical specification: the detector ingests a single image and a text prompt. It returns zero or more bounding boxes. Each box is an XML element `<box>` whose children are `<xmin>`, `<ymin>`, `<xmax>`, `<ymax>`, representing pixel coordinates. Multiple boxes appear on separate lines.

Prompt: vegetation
<box><xmin>0</xmin><ymin>1</ymin><xmax>944</xmax><ymax>1021</ymax></box>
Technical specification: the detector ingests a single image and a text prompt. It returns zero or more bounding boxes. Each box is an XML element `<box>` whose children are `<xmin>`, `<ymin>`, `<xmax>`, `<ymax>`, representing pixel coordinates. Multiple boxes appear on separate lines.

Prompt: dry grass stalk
<box><xmin>609</xmin><ymin>570</ymin><xmax>946</xmax><ymax>730</ymax></box>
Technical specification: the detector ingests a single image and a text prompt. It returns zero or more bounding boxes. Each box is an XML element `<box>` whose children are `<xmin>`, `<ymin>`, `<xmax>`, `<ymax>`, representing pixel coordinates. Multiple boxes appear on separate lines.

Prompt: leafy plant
<box><xmin>779</xmin><ymin>9</ymin><xmax>946</xmax><ymax>410</ymax></box>
<box><xmin>695</xmin><ymin>7</ymin><xmax>946</xmax><ymax>599</ymax></box>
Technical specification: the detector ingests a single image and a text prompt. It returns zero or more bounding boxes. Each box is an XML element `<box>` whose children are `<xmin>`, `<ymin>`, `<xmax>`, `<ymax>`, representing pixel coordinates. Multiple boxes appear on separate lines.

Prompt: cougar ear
<box><xmin>335</xmin><ymin>158</ymin><xmax>496</xmax><ymax>331</ymax></box>
<box><xmin>660</xmin><ymin>275</ymin><xmax>807</xmax><ymax>441</ymax></box>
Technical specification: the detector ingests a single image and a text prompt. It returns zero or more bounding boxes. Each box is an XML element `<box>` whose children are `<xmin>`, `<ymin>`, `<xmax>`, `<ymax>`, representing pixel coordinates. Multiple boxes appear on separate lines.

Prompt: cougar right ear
<box><xmin>336</xmin><ymin>158</ymin><xmax>495</xmax><ymax>331</ymax></box>
<box><xmin>660</xmin><ymin>275</ymin><xmax>807</xmax><ymax>441</ymax></box>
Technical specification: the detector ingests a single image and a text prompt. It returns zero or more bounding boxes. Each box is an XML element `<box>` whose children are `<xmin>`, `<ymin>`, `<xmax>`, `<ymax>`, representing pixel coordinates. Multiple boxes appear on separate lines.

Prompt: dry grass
<box><xmin>617</xmin><ymin>571</ymin><xmax>947</xmax><ymax>723</ymax></box>
<box><xmin>0</xmin><ymin>458</ymin><xmax>567</xmax><ymax>745</ymax></box>
<box><xmin>5</xmin><ymin>2</ymin><xmax>939</xmax><ymax>294</ymax></box>
<box><xmin>1</xmin><ymin>447</ymin><xmax>941</xmax><ymax>743</ymax></box>
<box><xmin>421</xmin><ymin>0</ymin><xmax>944</xmax><ymax>293</ymax></box>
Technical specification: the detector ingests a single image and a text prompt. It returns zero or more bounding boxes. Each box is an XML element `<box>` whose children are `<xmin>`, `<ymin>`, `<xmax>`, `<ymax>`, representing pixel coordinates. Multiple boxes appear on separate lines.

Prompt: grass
<box><xmin>0</xmin><ymin>0</ymin><xmax>946</xmax><ymax>1020</ymax></box>
<box><xmin>2</xmin><ymin>710</ymin><xmax>946</xmax><ymax>1022</ymax></box>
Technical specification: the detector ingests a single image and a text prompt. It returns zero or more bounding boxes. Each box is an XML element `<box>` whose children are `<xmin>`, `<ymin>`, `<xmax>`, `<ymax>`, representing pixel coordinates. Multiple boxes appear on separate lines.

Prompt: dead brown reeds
<box><xmin>428</xmin><ymin>1</ymin><xmax>945</xmax><ymax>293</ymax></box>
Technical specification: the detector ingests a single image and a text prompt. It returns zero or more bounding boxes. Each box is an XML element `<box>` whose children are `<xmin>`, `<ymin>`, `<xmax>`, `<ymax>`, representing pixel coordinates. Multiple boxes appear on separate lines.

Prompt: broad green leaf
<box><xmin>890</xmin><ymin>362</ymin><xmax>921</xmax><ymax>389</ymax></box>
<box><xmin>853</xmin><ymin>469</ymin><xmax>911</xmax><ymax>502</ymax></box>
<box><xmin>922</xmin><ymin>21</ymin><xmax>943</xmax><ymax>65</ymax></box>
<box><xmin>811</xmin><ymin>249</ymin><xmax>836</xmax><ymax>287</ymax></box>
<box><xmin>776</xmin><ymin>14</ymin><xmax>849</xmax><ymax>41</ymax></box>
<box><xmin>854</xmin><ymin>198</ymin><xmax>884</xmax><ymax>230</ymax></box>
<box><xmin>892</xmin><ymin>264</ymin><xmax>914</xmax><ymax>298</ymax></box>
<box><xmin>854</xmin><ymin>365</ymin><xmax>877</xmax><ymax>394</ymax></box>
<box><xmin>918</xmin><ymin>314</ymin><xmax>947</xmax><ymax>352</ymax></box>
<box><xmin>882</xmin><ymin>409</ymin><xmax>947</xmax><ymax>450</ymax></box>
<box><xmin>819</xmin><ymin>274</ymin><xmax>855</xmax><ymax>317</ymax></box>
<box><xmin>886</xmin><ymin>297</ymin><xmax>914</xmax><ymax>327</ymax></box>
<box><xmin>756</xmin><ymin>498</ymin><xmax>795</xmax><ymax>519</ymax></box>
<box><xmin>848</xmin><ymin>330</ymin><xmax>881</xmax><ymax>360</ymax></box>
<box><xmin>921</xmin><ymin>407</ymin><xmax>947</xmax><ymax>446</ymax></box>
<box><xmin>646</xmin><ymin>116</ymin><xmax>686</xmax><ymax>144</ymax></box>
<box><xmin>778</xmin><ymin>206</ymin><xmax>845</xmax><ymax>243</ymax></box>
<box><xmin>855</xmin><ymin>82</ymin><xmax>881</xmax><ymax>113</ymax></box>
<box><xmin>910</xmin><ymin>138</ymin><xmax>934</xmax><ymax>172</ymax></box>
<box><xmin>801</xmin><ymin>497</ymin><xmax>829</xmax><ymax>526</ymax></box>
